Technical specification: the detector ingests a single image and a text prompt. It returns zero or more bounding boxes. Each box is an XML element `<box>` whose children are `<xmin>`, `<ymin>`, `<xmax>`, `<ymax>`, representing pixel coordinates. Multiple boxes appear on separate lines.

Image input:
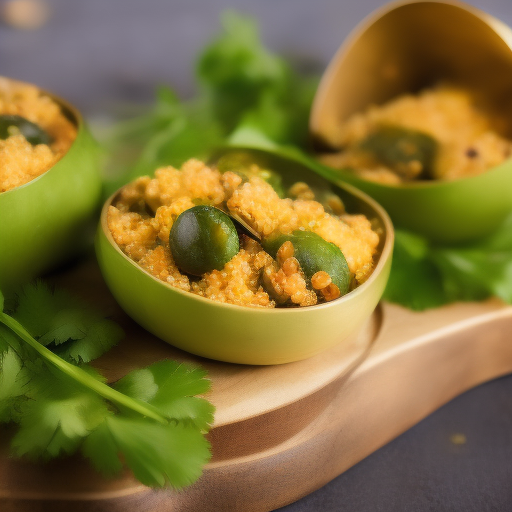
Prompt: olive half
<box><xmin>263</xmin><ymin>230</ymin><xmax>351</xmax><ymax>295</ymax></box>
<box><xmin>0</xmin><ymin>114</ymin><xmax>53</xmax><ymax>146</ymax></box>
<box><xmin>359</xmin><ymin>125</ymin><xmax>438</xmax><ymax>179</ymax></box>
<box><xmin>169</xmin><ymin>205</ymin><xmax>239</xmax><ymax>276</ymax></box>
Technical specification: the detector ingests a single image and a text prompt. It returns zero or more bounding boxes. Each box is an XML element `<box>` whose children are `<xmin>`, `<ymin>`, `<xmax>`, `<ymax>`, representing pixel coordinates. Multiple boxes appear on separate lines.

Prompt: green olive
<box><xmin>0</xmin><ymin>115</ymin><xmax>53</xmax><ymax>146</ymax></box>
<box><xmin>359</xmin><ymin>125</ymin><xmax>438</xmax><ymax>179</ymax></box>
<box><xmin>169</xmin><ymin>205</ymin><xmax>239</xmax><ymax>276</ymax></box>
<box><xmin>262</xmin><ymin>230</ymin><xmax>350</xmax><ymax>295</ymax></box>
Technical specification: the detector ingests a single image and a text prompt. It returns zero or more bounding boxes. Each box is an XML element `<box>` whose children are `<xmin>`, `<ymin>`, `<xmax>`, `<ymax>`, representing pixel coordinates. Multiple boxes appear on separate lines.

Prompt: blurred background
<box><xmin>2</xmin><ymin>1</ymin><xmax>512</xmax><ymax>511</ymax></box>
<box><xmin>2</xmin><ymin>0</ymin><xmax>512</xmax><ymax>118</ymax></box>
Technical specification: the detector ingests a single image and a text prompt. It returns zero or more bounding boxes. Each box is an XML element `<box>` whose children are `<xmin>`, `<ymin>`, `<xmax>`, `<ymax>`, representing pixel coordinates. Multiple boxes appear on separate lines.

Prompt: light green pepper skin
<box><xmin>95</xmin><ymin>153</ymin><xmax>394</xmax><ymax>364</ymax></box>
<box><xmin>169</xmin><ymin>205</ymin><xmax>239</xmax><ymax>276</ymax></box>
<box><xmin>262</xmin><ymin>230</ymin><xmax>351</xmax><ymax>295</ymax></box>
<box><xmin>0</xmin><ymin>98</ymin><xmax>102</xmax><ymax>292</ymax></box>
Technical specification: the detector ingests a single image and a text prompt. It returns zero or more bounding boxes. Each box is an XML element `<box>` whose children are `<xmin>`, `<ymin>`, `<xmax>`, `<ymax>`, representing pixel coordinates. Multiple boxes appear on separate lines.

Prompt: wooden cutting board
<box><xmin>2</xmin><ymin>258</ymin><xmax>512</xmax><ymax>512</ymax></box>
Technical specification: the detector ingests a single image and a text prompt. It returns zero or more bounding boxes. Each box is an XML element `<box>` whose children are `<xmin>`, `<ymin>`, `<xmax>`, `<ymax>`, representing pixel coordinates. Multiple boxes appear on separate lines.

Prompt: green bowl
<box><xmin>318</xmin><ymin>161</ymin><xmax>512</xmax><ymax>244</ymax></box>
<box><xmin>95</xmin><ymin>149</ymin><xmax>393</xmax><ymax>365</ymax></box>
<box><xmin>0</xmin><ymin>79</ymin><xmax>102</xmax><ymax>291</ymax></box>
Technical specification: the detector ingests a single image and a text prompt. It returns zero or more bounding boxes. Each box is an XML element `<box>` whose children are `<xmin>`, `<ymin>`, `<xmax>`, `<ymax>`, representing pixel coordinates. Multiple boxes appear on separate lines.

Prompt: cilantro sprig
<box><xmin>0</xmin><ymin>283</ymin><xmax>214</xmax><ymax>488</ymax></box>
<box><xmin>104</xmin><ymin>11</ymin><xmax>318</xmax><ymax>195</ymax></box>
<box><xmin>383</xmin><ymin>213</ymin><xmax>512</xmax><ymax>310</ymax></box>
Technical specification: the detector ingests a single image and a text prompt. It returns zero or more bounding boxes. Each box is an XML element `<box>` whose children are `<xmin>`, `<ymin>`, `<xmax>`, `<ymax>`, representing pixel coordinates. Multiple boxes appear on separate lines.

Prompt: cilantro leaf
<box><xmin>11</xmin><ymin>372</ymin><xmax>109</xmax><ymax>459</ymax></box>
<box><xmin>114</xmin><ymin>360</ymin><xmax>215</xmax><ymax>431</ymax></box>
<box><xmin>431</xmin><ymin>213</ymin><xmax>512</xmax><ymax>304</ymax></box>
<box><xmin>123</xmin><ymin>97</ymin><xmax>225</xmax><ymax>184</ymax></box>
<box><xmin>0</xmin><ymin>323</ymin><xmax>18</xmax><ymax>354</ymax></box>
<box><xmin>83</xmin><ymin>415</ymin><xmax>211</xmax><ymax>488</ymax></box>
<box><xmin>383</xmin><ymin>213</ymin><xmax>512</xmax><ymax>310</ymax></box>
<box><xmin>105</xmin><ymin>11</ymin><xmax>318</xmax><ymax>190</ymax></box>
<box><xmin>52</xmin><ymin>316</ymin><xmax>124</xmax><ymax>364</ymax></box>
<box><xmin>197</xmin><ymin>10</ymin><xmax>288</xmax><ymax>133</ymax></box>
<box><xmin>80</xmin><ymin>419</ymin><xmax>123</xmax><ymax>475</ymax></box>
<box><xmin>11</xmin><ymin>281</ymin><xmax>69</xmax><ymax>339</ymax></box>
<box><xmin>383</xmin><ymin>231</ymin><xmax>448</xmax><ymax>310</ymax></box>
<box><xmin>431</xmin><ymin>249</ymin><xmax>494</xmax><ymax>303</ymax></box>
<box><xmin>0</xmin><ymin>281</ymin><xmax>214</xmax><ymax>489</ymax></box>
<box><xmin>0</xmin><ymin>344</ymin><xmax>30</xmax><ymax>423</ymax></box>
<box><xmin>197</xmin><ymin>10</ymin><xmax>317</xmax><ymax>147</ymax></box>
<box><xmin>11</xmin><ymin>282</ymin><xmax>123</xmax><ymax>363</ymax></box>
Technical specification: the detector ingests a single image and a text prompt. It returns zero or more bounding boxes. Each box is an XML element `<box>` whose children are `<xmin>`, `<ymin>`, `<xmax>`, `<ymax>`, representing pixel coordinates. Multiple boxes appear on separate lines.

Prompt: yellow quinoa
<box><xmin>0</xmin><ymin>78</ymin><xmax>77</xmax><ymax>192</ymax></box>
<box><xmin>108</xmin><ymin>159</ymin><xmax>380</xmax><ymax>308</ymax></box>
<box><xmin>320</xmin><ymin>86</ymin><xmax>512</xmax><ymax>183</ymax></box>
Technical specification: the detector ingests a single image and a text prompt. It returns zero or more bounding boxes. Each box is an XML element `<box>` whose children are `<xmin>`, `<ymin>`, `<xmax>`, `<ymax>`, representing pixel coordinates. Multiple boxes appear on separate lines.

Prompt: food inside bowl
<box><xmin>107</xmin><ymin>158</ymin><xmax>380</xmax><ymax>308</ymax></box>
<box><xmin>0</xmin><ymin>78</ymin><xmax>77</xmax><ymax>192</ymax></box>
<box><xmin>320</xmin><ymin>86</ymin><xmax>512</xmax><ymax>184</ymax></box>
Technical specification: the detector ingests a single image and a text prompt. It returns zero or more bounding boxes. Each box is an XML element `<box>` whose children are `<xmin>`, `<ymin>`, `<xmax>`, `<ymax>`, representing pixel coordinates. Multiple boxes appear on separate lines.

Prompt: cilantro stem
<box><xmin>0</xmin><ymin>311</ymin><xmax>167</xmax><ymax>424</ymax></box>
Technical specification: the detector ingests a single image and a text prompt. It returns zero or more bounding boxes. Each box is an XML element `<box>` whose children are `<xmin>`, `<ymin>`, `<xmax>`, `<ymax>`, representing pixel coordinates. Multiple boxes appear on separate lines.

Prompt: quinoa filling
<box><xmin>108</xmin><ymin>159</ymin><xmax>380</xmax><ymax>308</ymax></box>
<box><xmin>0</xmin><ymin>78</ymin><xmax>77</xmax><ymax>192</ymax></box>
<box><xmin>320</xmin><ymin>86</ymin><xmax>512</xmax><ymax>184</ymax></box>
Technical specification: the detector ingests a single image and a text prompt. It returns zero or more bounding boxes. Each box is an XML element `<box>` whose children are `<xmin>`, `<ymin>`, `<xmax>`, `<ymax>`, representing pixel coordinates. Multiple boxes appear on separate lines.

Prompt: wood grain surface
<box><xmin>1</xmin><ymin>259</ymin><xmax>512</xmax><ymax>512</ymax></box>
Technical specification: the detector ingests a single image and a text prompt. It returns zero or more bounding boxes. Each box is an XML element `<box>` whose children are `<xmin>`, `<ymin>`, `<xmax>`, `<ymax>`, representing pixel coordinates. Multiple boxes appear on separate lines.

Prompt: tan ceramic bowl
<box><xmin>310</xmin><ymin>0</ymin><xmax>512</xmax><ymax>243</ymax></box>
<box><xmin>96</xmin><ymin>148</ymin><xmax>393</xmax><ymax>365</ymax></box>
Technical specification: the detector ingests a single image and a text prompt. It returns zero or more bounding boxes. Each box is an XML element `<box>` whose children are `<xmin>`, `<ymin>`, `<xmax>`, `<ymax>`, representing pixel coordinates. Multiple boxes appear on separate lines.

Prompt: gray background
<box><xmin>2</xmin><ymin>1</ymin><xmax>512</xmax><ymax>511</ymax></box>
<box><xmin>4</xmin><ymin>0</ymin><xmax>512</xmax><ymax>117</ymax></box>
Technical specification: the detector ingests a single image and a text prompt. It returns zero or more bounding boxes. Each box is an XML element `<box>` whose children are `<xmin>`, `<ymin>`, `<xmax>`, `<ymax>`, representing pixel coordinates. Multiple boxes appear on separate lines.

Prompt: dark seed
<box><xmin>465</xmin><ymin>147</ymin><xmax>479</xmax><ymax>159</ymax></box>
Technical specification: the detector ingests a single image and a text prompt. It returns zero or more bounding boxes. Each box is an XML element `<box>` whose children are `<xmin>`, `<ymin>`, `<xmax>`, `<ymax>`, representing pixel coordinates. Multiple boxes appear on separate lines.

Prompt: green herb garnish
<box><xmin>104</xmin><ymin>11</ymin><xmax>318</xmax><ymax>195</ymax></box>
<box><xmin>383</xmin><ymin>213</ymin><xmax>512</xmax><ymax>310</ymax></box>
<box><xmin>0</xmin><ymin>282</ymin><xmax>214</xmax><ymax>488</ymax></box>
